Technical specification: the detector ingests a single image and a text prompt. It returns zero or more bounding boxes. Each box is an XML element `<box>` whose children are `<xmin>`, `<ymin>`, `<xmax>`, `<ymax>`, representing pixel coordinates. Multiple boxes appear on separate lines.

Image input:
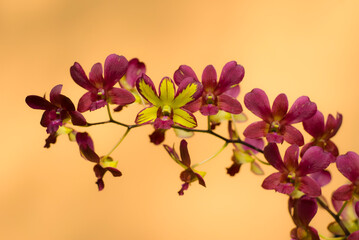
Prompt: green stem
<box><xmin>337</xmin><ymin>200</ymin><xmax>349</xmax><ymax>217</ymax></box>
<box><xmin>192</xmin><ymin>142</ymin><xmax>228</xmax><ymax>168</ymax></box>
<box><xmin>316</xmin><ymin>197</ymin><xmax>350</xmax><ymax>236</ymax></box>
<box><xmin>104</xmin><ymin>128</ymin><xmax>131</xmax><ymax>157</ymax></box>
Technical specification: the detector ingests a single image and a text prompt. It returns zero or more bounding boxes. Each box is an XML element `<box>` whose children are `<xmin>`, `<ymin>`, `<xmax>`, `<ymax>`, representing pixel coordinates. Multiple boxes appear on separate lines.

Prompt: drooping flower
<box><xmin>173</xmin><ymin>61</ymin><xmax>244</xmax><ymax>116</ymax></box>
<box><xmin>301</xmin><ymin>110</ymin><xmax>342</xmax><ymax>161</ymax></box>
<box><xmin>135</xmin><ymin>74</ymin><xmax>202</xmax><ymax>129</ymax></box>
<box><xmin>26</xmin><ymin>84</ymin><xmax>87</xmax><ymax>135</ymax></box>
<box><xmin>262</xmin><ymin>143</ymin><xmax>331</xmax><ymax>197</ymax></box>
<box><xmin>289</xmin><ymin>196</ymin><xmax>320</xmax><ymax>240</ymax></box>
<box><xmin>163</xmin><ymin>140</ymin><xmax>206</xmax><ymax>195</ymax></box>
<box><xmin>209</xmin><ymin>110</ymin><xmax>247</xmax><ymax>130</ymax></box>
<box><xmin>244</xmin><ymin>88</ymin><xmax>317</xmax><ymax>146</ymax></box>
<box><xmin>70</xmin><ymin>54</ymin><xmax>135</xmax><ymax>112</ymax></box>
<box><xmin>332</xmin><ymin>152</ymin><xmax>359</xmax><ymax>201</ymax></box>
<box><xmin>226</xmin><ymin>121</ymin><xmax>264</xmax><ymax>176</ymax></box>
<box><xmin>117</xmin><ymin>58</ymin><xmax>147</xmax><ymax>107</ymax></box>
<box><xmin>76</xmin><ymin>132</ymin><xmax>122</xmax><ymax>191</ymax></box>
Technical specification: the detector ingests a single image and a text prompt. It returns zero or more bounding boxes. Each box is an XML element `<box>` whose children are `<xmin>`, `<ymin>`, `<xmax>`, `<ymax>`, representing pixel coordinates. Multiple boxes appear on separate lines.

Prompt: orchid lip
<box><xmin>162</xmin><ymin>105</ymin><xmax>172</xmax><ymax>116</ymax></box>
<box><xmin>270</xmin><ymin>121</ymin><xmax>280</xmax><ymax>132</ymax></box>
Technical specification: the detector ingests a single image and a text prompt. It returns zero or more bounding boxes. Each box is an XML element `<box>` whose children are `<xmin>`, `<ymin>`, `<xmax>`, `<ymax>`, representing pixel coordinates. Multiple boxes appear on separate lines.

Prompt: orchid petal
<box><xmin>336</xmin><ymin>151</ymin><xmax>359</xmax><ymax>183</ymax></box>
<box><xmin>271</xmin><ymin>93</ymin><xmax>288</xmax><ymax>120</ymax></box>
<box><xmin>136</xmin><ymin>74</ymin><xmax>161</xmax><ymax>105</ymax></box>
<box><xmin>173</xmin><ymin>65</ymin><xmax>198</xmax><ymax>85</ymax></box>
<box><xmin>297</xmin><ymin>146</ymin><xmax>331</xmax><ymax>176</ymax></box>
<box><xmin>244</xmin><ymin>88</ymin><xmax>272</xmax><ymax>121</ymax></box>
<box><xmin>107</xmin><ymin>88</ymin><xmax>135</xmax><ymax>105</ymax></box>
<box><xmin>77</xmin><ymin>92</ymin><xmax>94</xmax><ymax>113</ymax></box>
<box><xmin>70</xmin><ymin>62</ymin><xmax>95</xmax><ymax>91</ymax></box>
<box><xmin>69</xmin><ymin>111</ymin><xmax>87</xmax><ymax>126</ymax></box>
<box><xmin>159</xmin><ymin>77</ymin><xmax>176</xmax><ymax>104</ymax></box>
<box><xmin>303</xmin><ymin>111</ymin><xmax>325</xmax><ymax>138</ymax></box>
<box><xmin>224</xmin><ymin>85</ymin><xmax>240</xmax><ymax>98</ymax></box>
<box><xmin>200</xmin><ymin>104</ymin><xmax>219</xmax><ymax>116</ymax></box>
<box><xmin>180</xmin><ymin>140</ymin><xmax>191</xmax><ymax>167</ymax></box>
<box><xmin>326</xmin><ymin>113</ymin><xmax>343</xmax><ymax>138</ymax></box>
<box><xmin>26</xmin><ymin>95</ymin><xmax>54</xmax><ymax>110</ymax></box>
<box><xmin>310</xmin><ymin>170</ymin><xmax>331</xmax><ymax>187</ymax></box>
<box><xmin>104</xmin><ymin>54</ymin><xmax>128</xmax><ymax>89</ymax></box>
<box><xmin>172</xmin><ymin>78</ymin><xmax>202</xmax><ymax>108</ymax></box>
<box><xmin>217</xmin><ymin>94</ymin><xmax>243</xmax><ymax>114</ymax></box>
<box><xmin>295</xmin><ymin>196</ymin><xmax>318</xmax><ymax>226</ymax></box>
<box><xmin>89</xmin><ymin>62</ymin><xmax>104</xmax><ymax>87</ymax></box>
<box><xmin>135</xmin><ymin>106</ymin><xmax>158</xmax><ymax>125</ymax></box>
<box><xmin>216</xmin><ymin>62</ymin><xmax>244</xmax><ymax>95</ymax></box>
<box><xmin>283</xmin><ymin>144</ymin><xmax>299</xmax><ymax>172</ymax></box>
<box><xmin>283</xmin><ymin>96</ymin><xmax>317</xmax><ymax>124</ymax></box>
<box><xmin>202</xmin><ymin>65</ymin><xmax>217</xmax><ymax>91</ymax></box>
<box><xmin>261</xmin><ymin>172</ymin><xmax>283</xmax><ymax>190</ymax></box>
<box><xmin>173</xmin><ymin>108</ymin><xmax>197</xmax><ymax>129</ymax></box>
<box><xmin>49</xmin><ymin>84</ymin><xmax>63</xmax><ymax>105</ymax></box>
<box><xmin>332</xmin><ymin>184</ymin><xmax>354</xmax><ymax>201</ymax></box>
<box><xmin>299</xmin><ymin>176</ymin><xmax>322</xmax><ymax>197</ymax></box>
<box><xmin>264</xmin><ymin>143</ymin><xmax>286</xmax><ymax>172</ymax></box>
<box><xmin>266</xmin><ymin>132</ymin><xmax>284</xmax><ymax>144</ymax></box>
<box><xmin>242</xmin><ymin>137</ymin><xmax>264</xmax><ymax>154</ymax></box>
<box><xmin>282</xmin><ymin>125</ymin><xmax>304</xmax><ymax>146</ymax></box>
<box><xmin>124</xmin><ymin>58</ymin><xmax>146</xmax><ymax>88</ymax></box>
<box><xmin>243</xmin><ymin>121</ymin><xmax>268</xmax><ymax>139</ymax></box>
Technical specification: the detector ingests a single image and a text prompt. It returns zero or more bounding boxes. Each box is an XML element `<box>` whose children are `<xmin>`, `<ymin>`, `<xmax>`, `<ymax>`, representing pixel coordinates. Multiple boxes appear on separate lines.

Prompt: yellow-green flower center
<box><xmin>162</xmin><ymin>105</ymin><xmax>172</xmax><ymax>116</ymax></box>
<box><xmin>270</xmin><ymin>121</ymin><xmax>280</xmax><ymax>133</ymax></box>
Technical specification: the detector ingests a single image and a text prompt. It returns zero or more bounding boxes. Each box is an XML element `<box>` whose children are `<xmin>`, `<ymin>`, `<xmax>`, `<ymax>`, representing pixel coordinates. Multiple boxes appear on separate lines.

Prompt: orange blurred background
<box><xmin>2</xmin><ymin>0</ymin><xmax>359</xmax><ymax>239</ymax></box>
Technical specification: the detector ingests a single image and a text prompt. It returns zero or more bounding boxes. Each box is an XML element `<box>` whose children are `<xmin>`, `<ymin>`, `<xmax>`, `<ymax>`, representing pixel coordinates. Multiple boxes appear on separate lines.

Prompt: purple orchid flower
<box><xmin>173</xmin><ymin>61</ymin><xmax>244</xmax><ymax>116</ymax></box>
<box><xmin>289</xmin><ymin>196</ymin><xmax>320</xmax><ymax>240</ymax></box>
<box><xmin>70</xmin><ymin>54</ymin><xmax>135</xmax><ymax>112</ymax></box>
<box><xmin>262</xmin><ymin>143</ymin><xmax>331</xmax><ymax>197</ymax></box>
<box><xmin>330</xmin><ymin>197</ymin><xmax>359</xmax><ymax>236</ymax></box>
<box><xmin>244</xmin><ymin>88</ymin><xmax>317</xmax><ymax>146</ymax></box>
<box><xmin>332</xmin><ymin>152</ymin><xmax>359</xmax><ymax>201</ymax></box>
<box><xmin>76</xmin><ymin>132</ymin><xmax>122</xmax><ymax>191</ymax></box>
<box><xmin>164</xmin><ymin>140</ymin><xmax>206</xmax><ymax>195</ymax></box>
<box><xmin>26</xmin><ymin>84</ymin><xmax>87</xmax><ymax>134</ymax></box>
<box><xmin>301</xmin><ymin>110</ymin><xmax>343</xmax><ymax>161</ymax></box>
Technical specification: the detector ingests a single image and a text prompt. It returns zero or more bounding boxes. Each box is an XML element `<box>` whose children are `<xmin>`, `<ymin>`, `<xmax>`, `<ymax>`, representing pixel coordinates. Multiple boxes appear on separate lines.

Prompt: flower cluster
<box><xmin>26</xmin><ymin>53</ymin><xmax>359</xmax><ymax>239</ymax></box>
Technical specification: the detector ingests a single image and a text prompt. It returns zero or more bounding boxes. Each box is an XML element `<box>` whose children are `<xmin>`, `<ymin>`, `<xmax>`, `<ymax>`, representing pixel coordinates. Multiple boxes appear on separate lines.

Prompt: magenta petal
<box><xmin>77</xmin><ymin>92</ymin><xmax>94</xmax><ymax>113</ymax></box>
<box><xmin>89</xmin><ymin>62</ymin><xmax>104</xmax><ymax>87</ymax></box>
<box><xmin>107</xmin><ymin>167</ymin><xmax>122</xmax><ymax>177</ymax></box>
<box><xmin>283</xmin><ymin>145</ymin><xmax>299</xmax><ymax>171</ymax></box>
<box><xmin>348</xmin><ymin>231</ymin><xmax>359</xmax><ymax>240</ymax></box>
<box><xmin>242</xmin><ymin>138</ymin><xmax>264</xmax><ymax>154</ymax></box>
<box><xmin>283</xmin><ymin>96</ymin><xmax>317</xmax><ymax>124</ymax></box>
<box><xmin>180</xmin><ymin>140</ymin><xmax>191</xmax><ymax>167</ymax></box>
<box><xmin>299</xmin><ymin>176</ymin><xmax>322</xmax><ymax>197</ymax></box>
<box><xmin>332</xmin><ymin>184</ymin><xmax>354</xmax><ymax>201</ymax></box>
<box><xmin>125</xmin><ymin>58</ymin><xmax>146</xmax><ymax>87</ymax></box>
<box><xmin>217</xmin><ymin>94</ymin><xmax>243</xmax><ymax>114</ymax></box>
<box><xmin>336</xmin><ymin>151</ymin><xmax>359</xmax><ymax>183</ymax></box>
<box><xmin>271</xmin><ymin>94</ymin><xmax>288</xmax><ymax>119</ymax></box>
<box><xmin>244</xmin><ymin>88</ymin><xmax>272</xmax><ymax>121</ymax></box>
<box><xmin>57</xmin><ymin>95</ymin><xmax>76</xmax><ymax>111</ymax></box>
<box><xmin>224</xmin><ymin>85</ymin><xmax>240</xmax><ymax>98</ymax></box>
<box><xmin>104</xmin><ymin>54</ymin><xmax>128</xmax><ymax>89</ymax></box>
<box><xmin>303</xmin><ymin>111</ymin><xmax>325</xmax><ymax>138</ymax></box>
<box><xmin>355</xmin><ymin>202</ymin><xmax>359</xmax><ymax>218</ymax></box>
<box><xmin>326</xmin><ymin>113</ymin><xmax>343</xmax><ymax>137</ymax></box>
<box><xmin>49</xmin><ymin>84</ymin><xmax>63</xmax><ymax>105</ymax></box>
<box><xmin>175</xmin><ymin>77</ymin><xmax>203</xmax><ymax>102</ymax></box>
<box><xmin>194</xmin><ymin>173</ymin><xmax>206</xmax><ymax>187</ymax></box>
<box><xmin>266</xmin><ymin>132</ymin><xmax>284</xmax><ymax>144</ymax></box>
<box><xmin>264</xmin><ymin>143</ymin><xmax>286</xmax><ymax>172</ymax></box>
<box><xmin>262</xmin><ymin>172</ymin><xmax>283</xmax><ymax>190</ymax></box>
<box><xmin>296</xmin><ymin>196</ymin><xmax>318</xmax><ymax>226</ymax></box>
<box><xmin>200</xmin><ymin>104</ymin><xmax>219</xmax><ymax>116</ymax></box>
<box><xmin>310</xmin><ymin>170</ymin><xmax>331</xmax><ymax>187</ymax></box>
<box><xmin>69</xmin><ymin>111</ymin><xmax>87</xmax><ymax>126</ymax></box>
<box><xmin>149</xmin><ymin>129</ymin><xmax>166</xmax><ymax>145</ymax></box>
<box><xmin>243</xmin><ymin>121</ymin><xmax>268</xmax><ymax>139</ymax></box>
<box><xmin>202</xmin><ymin>65</ymin><xmax>217</xmax><ymax>91</ymax></box>
<box><xmin>282</xmin><ymin>125</ymin><xmax>304</xmax><ymax>146</ymax></box>
<box><xmin>300</xmin><ymin>142</ymin><xmax>314</xmax><ymax>158</ymax></box>
<box><xmin>183</xmin><ymin>98</ymin><xmax>201</xmax><ymax>113</ymax></box>
<box><xmin>26</xmin><ymin>95</ymin><xmax>54</xmax><ymax>110</ymax></box>
<box><xmin>296</xmin><ymin>146</ymin><xmax>331</xmax><ymax>176</ymax></box>
<box><xmin>154</xmin><ymin>118</ymin><xmax>173</xmax><ymax>129</ymax></box>
<box><xmin>173</xmin><ymin>65</ymin><xmax>199</xmax><ymax>85</ymax></box>
<box><xmin>275</xmin><ymin>183</ymin><xmax>295</xmax><ymax>195</ymax></box>
<box><xmin>325</xmin><ymin>140</ymin><xmax>339</xmax><ymax>160</ymax></box>
<box><xmin>216</xmin><ymin>62</ymin><xmax>244</xmax><ymax>95</ymax></box>
<box><xmin>107</xmin><ymin>88</ymin><xmax>135</xmax><ymax>105</ymax></box>
<box><xmin>70</xmin><ymin>62</ymin><xmax>95</xmax><ymax>91</ymax></box>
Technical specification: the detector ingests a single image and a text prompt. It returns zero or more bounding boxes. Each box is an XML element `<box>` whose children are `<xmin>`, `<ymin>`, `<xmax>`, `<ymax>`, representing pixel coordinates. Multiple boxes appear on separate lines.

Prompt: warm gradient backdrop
<box><xmin>2</xmin><ymin>0</ymin><xmax>359</xmax><ymax>239</ymax></box>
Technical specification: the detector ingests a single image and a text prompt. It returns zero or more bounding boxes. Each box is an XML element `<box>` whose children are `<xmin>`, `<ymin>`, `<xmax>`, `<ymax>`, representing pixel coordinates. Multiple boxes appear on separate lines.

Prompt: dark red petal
<box><xmin>325</xmin><ymin>140</ymin><xmax>339</xmax><ymax>159</ymax></box>
<box><xmin>283</xmin><ymin>144</ymin><xmax>299</xmax><ymax>172</ymax></box>
<box><xmin>104</xmin><ymin>54</ymin><xmax>128</xmax><ymax>89</ymax></box>
<box><xmin>227</xmin><ymin>162</ymin><xmax>241</xmax><ymax>176</ymax></box>
<box><xmin>178</xmin><ymin>183</ymin><xmax>189</xmax><ymax>195</ymax></box>
<box><xmin>70</xmin><ymin>62</ymin><xmax>95</xmax><ymax>91</ymax></box>
<box><xmin>57</xmin><ymin>94</ymin><xmax>75</xmax><ymax>111</ymax></box>
<box><xmin>271</xmin><ymin>93</ymin><xmax>288</xmax><ymax>120</ymax></box>
<box><xmin>200</xmin><ymin>104</ymin><xmax>219</xmax><ymax>116</ymax></box>
<box><xmin>163</xmin><ymin>144</ymin><xmax>180</xmax><ymax>162</ymax></box>
<box><xmin>94</xmin><ymin>164</ymin><xmax>106</xmax><ymax>180</ymax></box>
<box><xmin>201</xmin><ymin>65</ymin><xmax>217</xmax><ymax>91</ymax></box>
<box><xmin>69</xmin><ymin>111</ymin><xmax>87</xmax><ymax>126</ymax></box>
<box><xmin>266</xmin><ymin>132</ymin><xmax>284</xmax><ymax>144</ymax></box>
<box><xmin>244</xmin><ymin>88</ymin><xmax>272</xmax><ymax>121</ymax></box>
<box><xmin>332</xmin><ymin>184</ymin><xmax>354</xmax><ymax>201</ymax></box>
<box><xmin>224</xmin><ymin>85</ymin><xmax>240</xmax><ymax>98</ymax></box>
<box><xmin>96</xmin><ymin>179</ymin><xmax>105</xmax><ymax>191</ymax></box>
<box><xmin>194</xmin><ymin>173</ymin><xmax>206</xmax><ymax>187</ymax></box>
<box><xmin>275</xmin><ymin>183</ymin><xmax>295</xmax><ymax>195</ymax></box>
<box><xmin>310</xmin><ymin>170</ymin><xmax>331</xmax><ymax>187</ymax></box>
<box><xmin>107</xmin><ymin>88</ymin><xmax>135</xmax><ymax>105</ymax></box>
<box><xmin>282</xmin><ymin>96</ymin><xmax>317</xmax><ymax>124</ymax></box>
<box><xmin>303</xmin><ymin>111</ymin><xmax>325</xmax><ymax>138</ymax></box>
<box><xmin>243</xmin><ymin>121</ymin><xmax>268</xmax><ymax>139</ymax></box>
<box><xmin>295</xmin><ymin>196</ymin><xmax>318</xmax><ymax>226</ymax></box>
<box><xmin>125</xmin><ymin>58</ymin><xmax>146</xmax><ymax>87</ymax></box>
<box><xmin>149</xmin><ymin>129</ymin><xmax>166</xmax><ymax>145</ymax></box>
<box><xmin>153</xmin><ymin>118</ymin><xmax>174</xmax><ymax>130</ymax></box>
<box><xmin>336</xmin><ymin>151</ymin><xmax>359</xmax><ymax>183</ymax></box>
<box><xmin>26</xmin><ymin>95</ymin><xmax>54</xmax><ymax>110</ymax></box>
<box><xmin>355</xmin><ymin>202</ymin><xmax>359</xmax><ymax>218</ymax></box>
<box><xmin>77</xmin><ymin>92</ymin><xmax>94</xmax><ymax>113</ymax></box>
<box><xmin>217</xmin><ymin>94</ymin><xmax>243</xmax><ymax>114</ymax></box>
<box><xmin>182</xmin><ymin>98</ymin><xmax>201</xmax><ymax>113</ymax></box>
<box><xmin>298</xmin><ymin>176</ymin><xmax>322</xmax><ymax>197</ymax></box>
<box><xmin>216</xmin><ymin>62</ymin><xmax>244</xmax><ymax>95</ymax></box>
<box><xmin>261</xmin><ymin>172</ymin><xmax>283</xmax><ymax>190</ymax></box>
<box><xmin>300</xmin><ymin>142</ymin><xmax>314</xmax><ymax>158</ymax></box>
<box><xmin>297</xmin><ymin>146</ymin><xmax>331</xmax><ymax>176</ymax></box>
<box><xmin>348</xmin><ymin>231</ymin><xmax>359</xmax><ymax>240</ymax></box>
<box><xmin>173</xmin><ymin>65</ymin><xmax>198</xmax><ymax>85</ymax></box>
<box><xmin>282</xmin><ymin>125</ymin><xmax>304</xmax><ymax>146</ymax></box>
<box><xmin>180</xmin><ymin>140</ymin><xmax>191</xmax><ymax>167</ymax></box>
<box><xmin>44</xmin><ymin>133</ymin><xmax>58</xmax><ymax>148</ymax></box>
<box><xmin>76</xmin><ymin>132</ymin><xmax>94</xmax><ymax>150</ymax></box>
<box><xmin>89</xmin><ymin>62</ymin><xmax>104</xmax><ymax>87</ymax></box>
<box><xmin>326</xmin><ymin>113</ymin><xmax>343</xmax><ymax>138</ymax></box>
<box><xmin>79</xmin><ymin>146</ymin><xmax>100</xmax><ymax>163</ymax></box>
<box><xmin>49</xmin><ymin>84</ymin><xmax>63</xmax><ymax>105</ymax></box>
<box><xmin>107</xmin><ymin>167</ymin><xmax>122</xmax><ymax>177</ymax></box>
<box><xmin>264</xmin><ymin>143</ymin><xmax>286</xmax><ymax>172</ymax></box>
